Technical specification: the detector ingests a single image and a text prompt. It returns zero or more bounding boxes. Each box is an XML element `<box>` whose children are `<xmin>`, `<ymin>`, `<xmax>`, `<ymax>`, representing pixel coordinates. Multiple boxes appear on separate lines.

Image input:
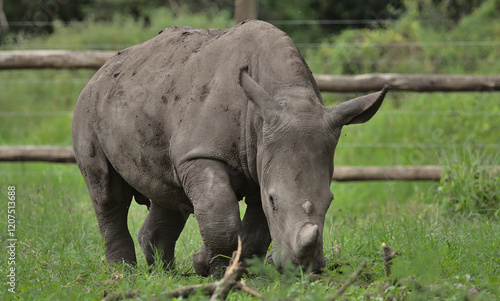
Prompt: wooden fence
<box><xmin>0</xmin><ymin>146</ymin><xmax>446</xmax><ymax>181</ymax></box>
<box><xmin>1</xmin><ymin>50</ymin><xmax>500</xmax><ymax>92</ymax></box>
<box><xmin>1</xmin><ymin>50</ymin><xmax>499</xmax><ymax>181</ymax></box>
<box><xmin>1</xmin><ymin>146</ymin><xmax>498</xmax><ymax>181</ymax></box>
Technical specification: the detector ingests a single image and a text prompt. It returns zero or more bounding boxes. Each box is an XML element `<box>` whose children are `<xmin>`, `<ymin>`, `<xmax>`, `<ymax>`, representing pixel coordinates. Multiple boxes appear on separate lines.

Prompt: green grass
<box><xmin>1</xmin><ymin>164</ymin><xmax>499</xmax><ymax>300</ymax></box>
<box><xmin>1</xmin><ymin>3</ymin><xmax>500</xmax><ymax>300</ymax></box>
<box><xmin>438</xmin><ymin>149</ymin><xmax>500</xmax><ymax>218</ymax></box>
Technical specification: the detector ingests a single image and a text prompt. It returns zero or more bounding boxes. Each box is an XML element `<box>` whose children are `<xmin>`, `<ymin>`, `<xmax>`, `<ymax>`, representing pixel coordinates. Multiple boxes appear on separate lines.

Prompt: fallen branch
<box><xmin>158</xmin><ymin>276</ymin><xmax>266</xmax><ymax>300</ymax></box>
<box><xmin>381</xmin><ymin>243</ymin><xmax>400</xmax><ymax>277</ymax></box>
<box><xmin>329</xmin><ymin>262</ymin><xmax>367</xmax><ymax>301</ymax></box>
<box><xmin>106</xmin><ymin>236</ymin><xmax>264</xmax><ymax>301</ymax></box>
<box><xmin>210</xmin><ymin>237</ymin><xmax>244</xmax><ymax>301</ymax></box>
<box><xmin>235</xmin><ymin>280</ymin><xmax>266</xmax><ymax>300</ymax></box>
<box><xmin>159</xmin><ymin>283</ymin><xmax>218</xmax><ymax>299</ymax></box>
<box><xmin>101</xmin><ymin>289</ymin><xmax>140</xmax><ymax>301</ymax></box>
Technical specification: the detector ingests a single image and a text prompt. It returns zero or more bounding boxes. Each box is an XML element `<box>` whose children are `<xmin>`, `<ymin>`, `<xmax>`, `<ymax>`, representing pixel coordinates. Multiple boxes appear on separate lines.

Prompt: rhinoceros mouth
<box><xmin>266</xmin><ymin>243</ymin><xmax>325</xmax><ymax>274</ymax></box>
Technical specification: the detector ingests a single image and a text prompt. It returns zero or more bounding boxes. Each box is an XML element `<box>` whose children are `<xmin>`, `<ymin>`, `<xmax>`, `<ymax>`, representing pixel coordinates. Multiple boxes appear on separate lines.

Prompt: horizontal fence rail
<box><xmin>0</xmin><ymin>146</ymin><xmax>76</xmax><ymax>163</ymax></box>
<box><xmin>4</xmin><ymin>146</ymin><xmax>497</xmax><ymax>182</ymax></box>
<box><xmin>333</xmin><ymin>166</ymin><xmax>442</xmax><ymax>181</ymax></box>
<box><xmin>314</xmin><ymin>73</ymin><xmax>500</xmax><ymax>92</ymax></box>
<box><xmin>0</xmin><ymin>50</ymin><xmax>112</xmax><ymax>69</ymax></box>
<box><xmin>1</xmin><ymin>50</ymin><xmax>500</xmax><ymax>92</ymax></box>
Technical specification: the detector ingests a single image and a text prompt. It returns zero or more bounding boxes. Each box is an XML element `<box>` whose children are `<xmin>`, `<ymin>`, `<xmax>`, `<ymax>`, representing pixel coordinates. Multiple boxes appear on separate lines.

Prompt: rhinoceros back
<box><xmin>73</xmin><ymin>20</ymin><xmax>319</xmax><ymax>202</ymax></box>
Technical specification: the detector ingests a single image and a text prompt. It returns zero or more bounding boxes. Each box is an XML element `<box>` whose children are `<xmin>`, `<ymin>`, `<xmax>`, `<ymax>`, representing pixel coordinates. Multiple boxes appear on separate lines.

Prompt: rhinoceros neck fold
<box><xmin>239</xmin><ymin>97</ymin><xmax>261</xmax><ymax>187</ymax></box>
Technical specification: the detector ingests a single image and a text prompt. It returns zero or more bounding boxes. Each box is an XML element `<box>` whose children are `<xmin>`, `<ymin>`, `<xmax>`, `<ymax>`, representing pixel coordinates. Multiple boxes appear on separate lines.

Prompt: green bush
<box><xmin>2</xmin><ymin>7</ymin><xmax>232</xmax><ymax>50</ymax></box>
<box><xmin>304</xmin><ymin>0</ymin><xmax>500</xmax><ymax>75</ymax></box>
<box><xmin>438</xmin><ymin>149</ymin><xmax>500</xmax><ymax>218</ymax></box>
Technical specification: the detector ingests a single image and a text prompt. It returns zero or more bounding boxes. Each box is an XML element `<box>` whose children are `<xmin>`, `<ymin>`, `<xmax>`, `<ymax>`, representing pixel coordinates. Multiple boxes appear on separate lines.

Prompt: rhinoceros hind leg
<box><xmin>138</xmin><ymin>202</ymin><xmax>187</xmax><ymax>269</ymax></box>
<box><xmin>241</xmin><ymin>195</ymin><xmax>272</xmax><ymax>262</ymax></box>
<box><xmin>76</xmin><ymin>142</ymin><xmax>137</xmax><ymax>267</ymax></box>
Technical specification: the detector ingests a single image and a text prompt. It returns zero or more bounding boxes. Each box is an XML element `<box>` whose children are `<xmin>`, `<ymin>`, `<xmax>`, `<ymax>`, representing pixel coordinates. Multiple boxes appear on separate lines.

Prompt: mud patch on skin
<box><xmin>112</xmin><ymin>59</ymin><xmax>125</xmax><ymax>74</ymax></box>
<box><xmin>200</xmin><ymin>84</ymin><xmax>210</xmax><ymax>102</ymax></box>
<box><xmin>164</xmin><ymin>78</ymin><xmax>177</xmax><ymax>95</ymax></box>
<box><xmin>192</xmin><ymin>42</ymin><xmax>203</xmax><ymax>53</ymax></box>
<box><xmin>149</xmin><ymin>121</ymin><xmax>165</xmax><ymax>147</ymax></box>
<box><xmin>294</xmin><ymin>170</ymin><xmax>303</xmax><ymax>183</ymax></box>
<box><xmin>181</xmin><ymin>53</ymin><xmax>192</xmax><ymax>64</ymax></box>
<box><xmin>161</xmin><ymin>95</ymin><xmax>168</xmax><ymax>104</ymax></box>
<box><xmin>89</xmin><ymin>142</ymin><xmax>96</xmax><ymax>158</ymax></box>
<box><xmin>136</xmin><ymin>114</ymin><xmax>166</xmax><ymax>149</ymax></box>
<box><xmin>140</xmin><ymin>156</ymin><xmax>150</xmax><ymax>170</ymax></box>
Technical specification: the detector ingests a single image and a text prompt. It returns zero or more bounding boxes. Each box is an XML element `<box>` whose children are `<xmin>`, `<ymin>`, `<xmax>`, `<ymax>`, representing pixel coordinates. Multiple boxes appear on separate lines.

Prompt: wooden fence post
<box><xmin>234</xmin><ymin>0</ymin><xmax>257</xmax><ymax>24</ymax></box>
<box><xmin>0</xmin><ymin>0</ymin><xmax>9</xmax><ymax>35</ymax></box>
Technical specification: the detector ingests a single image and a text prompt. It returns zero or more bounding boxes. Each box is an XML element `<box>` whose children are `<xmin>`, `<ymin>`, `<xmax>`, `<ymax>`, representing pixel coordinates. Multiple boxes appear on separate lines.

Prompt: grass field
<box><xmin>1</xmin><ymin>162</ymin><xmax>499</xmax><ymax>300</ymax></box>
<box><xmin>1</xmin><ymin>4</ymin><xmax>499</xmax><ymax>300</ymax></box>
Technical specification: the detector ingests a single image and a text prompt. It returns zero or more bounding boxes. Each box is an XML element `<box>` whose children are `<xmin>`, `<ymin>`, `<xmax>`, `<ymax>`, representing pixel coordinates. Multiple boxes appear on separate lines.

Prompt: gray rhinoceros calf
<box><xmin>72</xmin><ymin>20</ymin><xmax>388</xmax><ymax>276</ymax></box>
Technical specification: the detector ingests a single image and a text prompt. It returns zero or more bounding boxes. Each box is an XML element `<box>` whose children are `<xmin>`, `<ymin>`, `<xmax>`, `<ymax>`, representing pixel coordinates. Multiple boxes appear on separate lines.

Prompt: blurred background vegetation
<box><xmin>0</xmin><ymin>0</ymin><xmax>491</xmax><ymax>42</ymax></box>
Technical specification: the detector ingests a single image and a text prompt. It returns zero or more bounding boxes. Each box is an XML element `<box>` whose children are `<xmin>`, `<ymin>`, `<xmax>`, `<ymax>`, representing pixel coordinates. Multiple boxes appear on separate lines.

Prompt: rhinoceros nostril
<box><xmin>266</xmin><ymin>252</ymin><xmax>274</xmax><ymax>264</ymax></box>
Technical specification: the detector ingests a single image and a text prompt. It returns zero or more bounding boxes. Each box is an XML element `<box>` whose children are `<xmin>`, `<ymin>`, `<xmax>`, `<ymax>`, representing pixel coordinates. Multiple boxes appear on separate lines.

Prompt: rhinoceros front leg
<box><xmin>241</xmin><ymin>195</ymin><xmax>272</xmax><ymax>261</ymax></box>
<box><xmin>179</xmin><ymin>159</ymin><xmax>242</xmax><ymax>276</ymax></box>
<box><xmin>138</xmin><ymin>201</ymin><xmax>187</xmax><ymax>269</ymax></box>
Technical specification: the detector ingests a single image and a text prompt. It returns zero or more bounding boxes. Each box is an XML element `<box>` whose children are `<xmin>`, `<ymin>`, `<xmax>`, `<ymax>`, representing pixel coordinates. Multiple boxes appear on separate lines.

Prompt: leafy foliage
<box><xmin>3</xmin><ymin>0</ymin><xmax>490</xmax><ymax>45</ymax></box>
<box><xmin>306</xmin><ymin>0</ymin><xmax>500</xmax><ymax>75</ymax></box>
<box><xmin>2</xmin><ymin>0</ymin><xmax>92</xmax><ymax>37</ymax></box>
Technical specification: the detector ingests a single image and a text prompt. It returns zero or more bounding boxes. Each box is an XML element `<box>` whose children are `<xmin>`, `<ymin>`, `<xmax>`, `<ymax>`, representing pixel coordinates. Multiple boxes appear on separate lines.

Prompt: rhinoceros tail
<box><xmin>133</xmin><ymin>190</ymin><xmax>151</xmax><ymax>210</ymax></box>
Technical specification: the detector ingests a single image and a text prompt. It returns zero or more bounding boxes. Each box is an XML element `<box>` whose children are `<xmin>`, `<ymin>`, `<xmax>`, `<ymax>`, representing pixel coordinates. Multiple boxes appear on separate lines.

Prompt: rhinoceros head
<box><xmin>240</xmin><ymin>70</ymin><xmax>388</xmax><ymax>272</ymax></box>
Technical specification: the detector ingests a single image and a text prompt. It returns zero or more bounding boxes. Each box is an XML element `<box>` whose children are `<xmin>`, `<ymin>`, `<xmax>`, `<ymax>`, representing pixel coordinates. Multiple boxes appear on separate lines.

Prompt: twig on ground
<box><xmin>236</xmin><ymin>280</ymin><xmax>266</xmax><ymax>300</ymax></box>
<box><xmin>159</xmin><ymin>283</ymin><xmax>217</xmax><ymax>299</ymax></box>
<box><xmin>210</xmin><ymin>237</ymin><xmax>244</xmax><ymax>301</ymax></box>
<box><xmin>329</xmin><ymin>262</ymin><xmax>367</xmax><ymax>301</ymax></box>
<box><xmin>103</xmin><ymin>237</ymin><xmax>265</xmax><ymax>301</ymax></box>
<box><xmin>101</xmin><ymin>289</ymin><xmax>140</xmax><ymax>301</ymax></box>
<box><xmin>381</xmin><ymin>243</ymin><xmax>400</xmax><ymax>277</ymax></box>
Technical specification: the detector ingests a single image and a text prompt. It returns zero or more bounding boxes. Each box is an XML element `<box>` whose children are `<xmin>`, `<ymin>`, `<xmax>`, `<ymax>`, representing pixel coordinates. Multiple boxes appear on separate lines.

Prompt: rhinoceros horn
<box><xmin>295</xmin><ymin>223</ymin><xmax>320</xmax><ymax>258</ymax></box>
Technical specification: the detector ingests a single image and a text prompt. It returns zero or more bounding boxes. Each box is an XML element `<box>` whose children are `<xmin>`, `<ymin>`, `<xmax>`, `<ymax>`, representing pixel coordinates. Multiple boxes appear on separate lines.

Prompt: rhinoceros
<box><xmin>72</xmin><ymin>20</ymin><xmax>388</xmax><ymax>276</ymax></box>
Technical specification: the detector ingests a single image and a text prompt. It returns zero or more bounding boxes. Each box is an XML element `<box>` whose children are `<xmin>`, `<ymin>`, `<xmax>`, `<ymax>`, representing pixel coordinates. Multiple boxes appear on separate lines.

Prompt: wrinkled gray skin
<box><xmin>72</xmin><ymin>20</ymin><xmax>388</xmax><ymax>276</ymax></box>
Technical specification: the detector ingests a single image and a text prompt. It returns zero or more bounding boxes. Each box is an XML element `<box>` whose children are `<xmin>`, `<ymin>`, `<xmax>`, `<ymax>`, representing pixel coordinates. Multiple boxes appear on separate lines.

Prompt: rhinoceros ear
<box><xmin>328</xmin><ymin>85</ymin><xmax>389</xmax><ymax>126</ymax></box>
<box><xmin>239</xmin><ymin>68</ymin><xmax>280</xmax><ymax>116</ymax></box>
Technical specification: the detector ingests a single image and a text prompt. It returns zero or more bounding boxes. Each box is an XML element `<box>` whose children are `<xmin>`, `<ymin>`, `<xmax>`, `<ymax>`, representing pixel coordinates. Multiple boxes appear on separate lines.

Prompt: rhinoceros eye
<box><xmin>269</xmin><ymin>194</ymin><xmax>277</xmax><ymax>212</ymax></box>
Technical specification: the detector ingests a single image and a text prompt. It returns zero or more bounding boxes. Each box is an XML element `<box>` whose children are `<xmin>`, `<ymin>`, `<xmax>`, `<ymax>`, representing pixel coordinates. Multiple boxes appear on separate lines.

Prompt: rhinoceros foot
<box><xmin>193</xmin><ymin>251</ymin><xmax>231</xmax><ymax>277</ymax></box>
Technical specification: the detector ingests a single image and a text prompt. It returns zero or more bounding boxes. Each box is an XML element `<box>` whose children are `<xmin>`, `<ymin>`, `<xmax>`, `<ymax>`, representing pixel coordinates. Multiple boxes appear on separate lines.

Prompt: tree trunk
<box><xmin>234</xmin><ymin>0</ymin><xmax>257</xmax><ymax>24</ymax></box>
<box><xmin>0</xmin><ymin>0</ymin><xmax>9</xmax><ymax>35</ymax></box>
